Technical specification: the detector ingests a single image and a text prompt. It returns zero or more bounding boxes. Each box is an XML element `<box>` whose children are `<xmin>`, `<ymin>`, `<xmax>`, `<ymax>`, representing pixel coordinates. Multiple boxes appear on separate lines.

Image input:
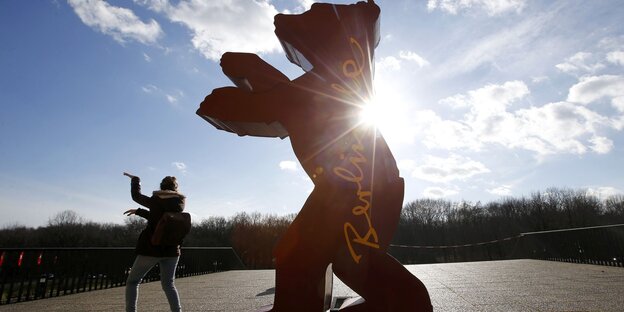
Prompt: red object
<box><xmin>0</xmin><ymin>251</ymin><xmax>5</xmax><ymax>267</ymax></box>
<box><xmin>37</xmin><ymin>252</ymin><xmax>43</xmax><ymax>266</ymax></box>
<box><xmin>17</xmin><ymin>251</ymin><xmax>24</xmax><ymax>267</ymax></box>
<box><xmin>196</xmin><ymin>1</ymin><xmax>432</xmax><ymax>310</ymax></box>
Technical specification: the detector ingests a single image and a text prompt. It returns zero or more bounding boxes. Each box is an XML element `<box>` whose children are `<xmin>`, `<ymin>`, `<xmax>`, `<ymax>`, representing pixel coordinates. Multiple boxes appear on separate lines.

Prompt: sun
<box><xmin>359</xmin><ymin>98</ymin><xmax>388</xmax><ymax>126</ymax></box>
<box><xmin>358</xmin><ymin>89</ymin><xmax>414</xmax><ymax>145</ymax></box>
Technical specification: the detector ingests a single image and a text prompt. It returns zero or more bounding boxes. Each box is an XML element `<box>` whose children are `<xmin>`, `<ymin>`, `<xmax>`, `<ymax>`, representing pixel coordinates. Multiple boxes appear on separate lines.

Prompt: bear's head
<box><xmin>274</xmin><ymin>1</ymin><xmax>380</xmax><ymax>86</ymax></box>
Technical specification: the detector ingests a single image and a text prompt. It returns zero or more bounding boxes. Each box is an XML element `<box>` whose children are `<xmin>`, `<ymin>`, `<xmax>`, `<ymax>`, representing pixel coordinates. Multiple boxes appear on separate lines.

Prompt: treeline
<box><xmin>1</xmin><ymin>187</ymin><xmax>623</xmax><ymax>268</ymax></box>
<box><xmin>184</xmin><ymin>212</ymin><xmax>294</xmax><ymax>268</ymax></box>
<box><xmin>394</xmin><ymin>187</ymin><xmax>624</xmax><ymax>247</ymax></box>
<box><xmin>0</xmin><ymin>210</ymin><xmax>146</xmax><ymax>248</ymax></box>
<box><xmin>0</xmin><ymin>210</ymin><xmax>294</xmax><ymax>269</ymax></box>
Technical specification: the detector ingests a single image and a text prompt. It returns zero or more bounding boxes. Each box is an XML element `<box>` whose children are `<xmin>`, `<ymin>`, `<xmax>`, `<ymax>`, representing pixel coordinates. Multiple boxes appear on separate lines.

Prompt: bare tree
<box><xmin>47</xmin><ymin>210</ymin><xmax>84</xmax><ymax>227</ymax></box>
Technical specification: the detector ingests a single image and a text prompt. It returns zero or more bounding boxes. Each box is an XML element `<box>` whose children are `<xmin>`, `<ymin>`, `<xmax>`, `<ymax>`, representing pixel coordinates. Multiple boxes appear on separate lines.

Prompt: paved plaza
<box><xmin>1</xmin><ymin>259</ymin><xmax>622</xmax><ymax>311</ymax></box>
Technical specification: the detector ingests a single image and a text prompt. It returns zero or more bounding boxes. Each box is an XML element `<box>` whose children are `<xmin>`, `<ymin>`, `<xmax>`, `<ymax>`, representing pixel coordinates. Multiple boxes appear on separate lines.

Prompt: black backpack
<box><xmin>151</xmin><ymin>212</ymin><xmax>192</xmax><ymax>246</ymax></box>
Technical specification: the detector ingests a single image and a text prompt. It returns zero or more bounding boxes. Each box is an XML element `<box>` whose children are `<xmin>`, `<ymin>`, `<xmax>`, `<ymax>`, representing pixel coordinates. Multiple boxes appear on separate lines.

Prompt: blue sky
<box><xmin>1</xmin><ymin>0</ymin><xmax>623</xmax><ymax>227</ymax></box>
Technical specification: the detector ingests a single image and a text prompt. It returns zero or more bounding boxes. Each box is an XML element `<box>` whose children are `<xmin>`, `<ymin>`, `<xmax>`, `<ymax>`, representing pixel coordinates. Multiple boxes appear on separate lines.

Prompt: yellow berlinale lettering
<box><xmin>331</xmin><ymin>37</ymin><xmax>379</xmax><ymax>264</ymax></box>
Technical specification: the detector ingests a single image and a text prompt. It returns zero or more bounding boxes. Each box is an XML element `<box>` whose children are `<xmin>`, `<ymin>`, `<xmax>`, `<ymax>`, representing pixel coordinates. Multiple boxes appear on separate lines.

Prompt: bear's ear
<box><xmin>279</xmin><ymin>38</ymin><xmax>314</xmax><ymax>72</ymax></box>
<box><xmin>274</xmin><ymin>1</ymin><xmax>380</xmax><ymax>73</ymax></box>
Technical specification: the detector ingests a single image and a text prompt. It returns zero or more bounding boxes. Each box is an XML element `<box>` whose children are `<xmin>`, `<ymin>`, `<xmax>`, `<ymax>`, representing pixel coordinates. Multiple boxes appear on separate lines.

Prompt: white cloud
<box><xmin>418</xmin><ymin>111</ymin><xmax>478</xmax><ymax>150</ymax></box>
<box><xmin>589</xmin><ymin>136</ymin><xmax>613</xmax><ymax>154</ymax></box>
<box><xmin>166</xmin><ymin>94</ymin><xmax>178</xmax><ymax>104</ymax></box>
<box><xmin>141</xmin><ymin>84</ymin><xmax>158</xmax><ymax>93</ymax></box>
<box><xmin>434</xmin><ymin>81</ymin><xmax>529</xmax><ymax>146</ymax></box>
<box><xmin>141</xmin><ymin>84</ymin><xmax>183</xmax><ymax>106</ymax></box>
<box><xmin>398</xmin><ymin>51</ymin><xmax>430</xmax><ymax>67</ymax></box>
<box><xmin>397</xmin><ymin>159</ymin><xmax>416</xmax><ymax>171</ymax></box>
<box><xmin>598</xmin><ymin>37</ymin><xmax>624</xmax><ymax>51</ymax></box>
<box><xmin>612</xmin><ymin>116</ymin><xmax>624</xmax><ymax>131</ymax></box>
<box><xmin>567</xmin><ymin>75</ymin><xmax>624</xmax><ymax>105</ymax></box>
<box><xmin>279</xmin><ymin>161</ymin><xmax>298</xmax><ymax>171</ymax></box>
<box><xmin>555</xmin><ymin>52</ymin><xmax>605</xmax><ymax>76</ymax></box>
<box><xmin>487</xmin><ymin>185</ymin><xmax>512</xmax><ymax>196</ymax></box>
<box><xmin>613</xmin><ymin>96</ymin><xmax>624</xmax><ymax>113</ymax></box>
<box><xmin>296</xmin><ymin>0</ymin><xmax>314</xmax><ymax>11</ymax></box>
<box><xmin>512</xmin><ymin>102</ymin><xmax>609</xmax><ymax>155</ymax></box>
<box><xmin>434</xmin><ymin>11</ymin><xmax>548</xmax><ymax>78</ymax></box>
<box><xmin>439</xmin><ymin>94</ymin><xmax>469</xmax><ymax>109</ymax></box>
<box><xmin>376</xmin><ymin>56</ymin><xmax>401</xmax><ymax>71</ymax></box>
<box><xmin>421</xmin><ymin>80</ymin><xmax>618</xmax><ymax>156</ymax></box>
<box><xmin>136</xmin><ymin>0</ymin><xmax>281</xmax><ymax>61</ymax></box>
<box><xmin>423</xmin><ymin>186</ymin><xmax>459</xmax><ymax>198</ymax></box>
<box><xmin>607</xmin><ymin>51</ymin><xmax>624</xmax><ymax>66</ymax></box>
<box><xmin>376</xmin><ymin>51</ymin><xmax>429</xmax><ymax>72</ymax></box>
<box><xmin>68</xmin><ymin>0</ymin><xmax>162</xmax><ymax>44</ymax></box>
<box><xmin>465</xmin><ymin>80</ymin><xmax>529</xmax><ymax>114</ymax></box>
<box><xmin>586</xmin><ymin>186</ymin><xmax>622</xmax><ymax>200</ymax></box>
<box><xmin>172</xmin><ymin>162</ymin><xmax>187</xmax><ymax>173</ymax></box>
<box><xmin>531</xmin><ymin>76</ymin><xmax>549</xmax><ymax>84</ymax></box>
<box><xmin>143</xmin><ymin>52</ymin><xmax>152</xmax><ymax>62</ymax></box>
<box><xmin>412</xmin><ymin>154</ymin><xmax>490</xmax><ymax>183</ymax></box>
<box><xmin>427</xmin><ymin>0</ymin><xmax>526</xmax><ymax>16</ymax></box>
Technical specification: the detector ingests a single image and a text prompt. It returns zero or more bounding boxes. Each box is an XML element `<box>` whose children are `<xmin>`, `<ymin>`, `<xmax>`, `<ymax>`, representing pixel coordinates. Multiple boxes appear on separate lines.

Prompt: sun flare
<box><xmin>358</xmin><ymin>89</ymin><xmax>414</xmax><ymax>145</ymax></box>
<box><xmin>359</xmin><ymin>99</ymin><xmax>387</xmax><ymax>126</ymax></box>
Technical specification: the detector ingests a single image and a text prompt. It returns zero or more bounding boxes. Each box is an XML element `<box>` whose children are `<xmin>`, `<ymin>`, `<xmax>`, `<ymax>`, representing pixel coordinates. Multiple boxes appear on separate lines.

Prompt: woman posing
<box><xmin>123</xmin><ymin>172</ymin><xmax>185</xmax><ymax>312</ymax></box>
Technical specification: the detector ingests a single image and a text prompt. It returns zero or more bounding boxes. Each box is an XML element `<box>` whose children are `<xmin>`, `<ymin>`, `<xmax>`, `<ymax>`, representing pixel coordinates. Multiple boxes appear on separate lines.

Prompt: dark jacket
<box><xmin>131</xmin><ymin>177</ymin><xmax>186</xmax><ymax>257</ymax></box>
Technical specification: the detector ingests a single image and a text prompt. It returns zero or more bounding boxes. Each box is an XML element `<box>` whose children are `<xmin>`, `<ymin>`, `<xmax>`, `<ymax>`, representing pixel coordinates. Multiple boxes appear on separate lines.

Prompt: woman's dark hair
<box><xmin>160</xmin><ymin>176</ymin><xmax>178</xmax><ymax>191</ymax></box>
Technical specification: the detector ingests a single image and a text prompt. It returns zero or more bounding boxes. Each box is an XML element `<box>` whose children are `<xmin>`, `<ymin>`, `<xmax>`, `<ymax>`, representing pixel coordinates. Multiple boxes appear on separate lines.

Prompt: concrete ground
<box><xmin>1</xmin><ymin>259</ymin><xmax>622</xmax><ymax>311</ymax></box>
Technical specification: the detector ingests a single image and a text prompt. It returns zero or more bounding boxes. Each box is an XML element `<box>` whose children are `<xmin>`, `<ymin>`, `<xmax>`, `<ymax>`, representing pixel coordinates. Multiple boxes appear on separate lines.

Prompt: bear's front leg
<box><xmin>220</xmin><ymin>52</ymin><xmax>290</xmax><ymax>93</ymax></box>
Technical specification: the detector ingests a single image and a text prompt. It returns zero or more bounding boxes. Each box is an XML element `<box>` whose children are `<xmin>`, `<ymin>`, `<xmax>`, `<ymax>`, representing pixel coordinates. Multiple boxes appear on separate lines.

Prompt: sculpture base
<box><xmin>331</xmin><ymin>296</ymin><xmax>365</xmax><ymax>311</ymax></box>
<box><xmin>256</xmin><ymin>304</ymin><xmax>273</xmax><ymax>312</ymax></box>
<box><xmin>259</xmin><ymin>264</ymin><xmax>334</xmax><ymax>311</ymax></box>
<box><xmin>257</xmin><ymin>296</ymin><xmax>364</xmax><ymax>312</ymax></box>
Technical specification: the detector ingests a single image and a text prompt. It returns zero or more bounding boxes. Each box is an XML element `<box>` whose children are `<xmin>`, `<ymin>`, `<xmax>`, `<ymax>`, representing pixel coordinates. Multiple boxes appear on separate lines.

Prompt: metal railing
<box><xmin>0</xmin><ymin>247</ymin><xmax>244</xmax><ymax>305</ymax></box>
<box><xmin>390</xmin><ymin>224</ymin><xmax>624</xmax><ymax>267</ymax></box>
<box><xmin>519</xmin><ymin>223</ymin><xmax>624</xmax><ymax>266</ymax></box>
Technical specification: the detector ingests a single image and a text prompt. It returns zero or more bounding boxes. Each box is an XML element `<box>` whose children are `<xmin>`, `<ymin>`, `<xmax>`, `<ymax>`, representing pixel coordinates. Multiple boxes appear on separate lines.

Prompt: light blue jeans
<box><xmin>125</xmin><ymin>255</ymin><xmax>181</xmax><ymax>312</ymax></box>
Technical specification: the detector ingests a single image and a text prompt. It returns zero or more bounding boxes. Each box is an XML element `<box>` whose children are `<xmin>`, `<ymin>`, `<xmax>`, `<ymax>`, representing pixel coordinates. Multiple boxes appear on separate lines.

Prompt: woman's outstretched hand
<box><xmin>123</xmin><ymin>172</ymin><xmax>138</xmax><ymax>179</ymax></box>
<box><xmin>124</xmin><ymin>209</ymin><xmax>138</xmax><ymax>216</ymax></box>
